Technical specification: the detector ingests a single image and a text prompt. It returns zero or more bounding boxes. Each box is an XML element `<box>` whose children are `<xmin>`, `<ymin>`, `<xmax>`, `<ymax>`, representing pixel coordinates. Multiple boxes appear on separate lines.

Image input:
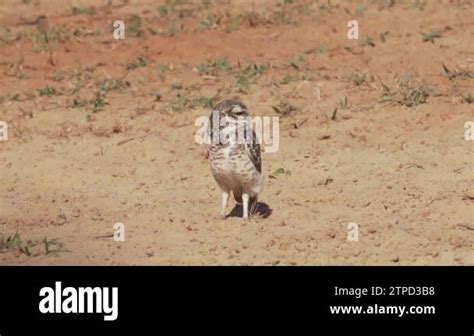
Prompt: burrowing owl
<box><xmin>207</xmin><ymin>100</ymin><xmax>263</xmax><ymax>219</ymax></box>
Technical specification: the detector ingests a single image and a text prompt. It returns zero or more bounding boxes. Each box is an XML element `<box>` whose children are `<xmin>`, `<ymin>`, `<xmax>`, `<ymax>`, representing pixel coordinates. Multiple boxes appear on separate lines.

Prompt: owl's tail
<box><xmin>233</xmin><ymin>188</ymin><xmax>242</xmax><ymax>203</ymax></box>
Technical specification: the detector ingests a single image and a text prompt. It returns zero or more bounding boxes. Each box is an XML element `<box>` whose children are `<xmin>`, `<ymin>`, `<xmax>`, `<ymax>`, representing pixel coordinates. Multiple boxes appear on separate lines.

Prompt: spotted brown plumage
<box><xmin>207</xmin><ymin>100</ymin><xmax>263</xmax><ymax>219</ymax></box>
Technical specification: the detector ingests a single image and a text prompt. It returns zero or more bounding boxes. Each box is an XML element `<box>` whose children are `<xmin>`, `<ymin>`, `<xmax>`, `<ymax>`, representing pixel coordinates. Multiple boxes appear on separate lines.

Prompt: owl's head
<box><xmin>211</xmin><ymin>100</ymin><xmax>249</xmax><ymax>120</ymax></box>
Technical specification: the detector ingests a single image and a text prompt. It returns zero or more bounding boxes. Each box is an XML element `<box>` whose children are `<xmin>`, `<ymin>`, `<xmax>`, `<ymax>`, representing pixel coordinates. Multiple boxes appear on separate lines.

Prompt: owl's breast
<box><xmin>208</xmin><ymin>143</ymin><xmax>262</xmax><ymax>194</ymax></box>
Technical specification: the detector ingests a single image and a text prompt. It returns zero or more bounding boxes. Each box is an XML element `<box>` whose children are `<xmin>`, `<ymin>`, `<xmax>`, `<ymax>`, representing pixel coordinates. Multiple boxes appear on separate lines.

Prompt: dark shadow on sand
<box><xmin>227</xmin><ymin>202</ymin><xmax>272</xmax><ymax>219</ymax></box>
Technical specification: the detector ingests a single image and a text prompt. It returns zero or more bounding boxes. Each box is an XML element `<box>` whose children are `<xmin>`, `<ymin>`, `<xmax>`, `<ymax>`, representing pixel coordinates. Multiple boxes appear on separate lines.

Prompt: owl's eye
<box><xmin>231</xmin><ymin>106</ymin><xmax>246</xmax><ymax>115</ymax></box>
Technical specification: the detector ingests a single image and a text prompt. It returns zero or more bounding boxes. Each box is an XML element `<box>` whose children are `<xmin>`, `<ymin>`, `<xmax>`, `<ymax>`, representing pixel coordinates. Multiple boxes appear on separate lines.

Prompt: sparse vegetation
<box><xmin>461</xmin><ymin>94</ymin><xmax>474</xmax><ymax>104</ymax></box>
<box><xmin>235</xmin><ymin>63</ymin><xmax>268</xmax><ymax>92</ymax></box>
<box><xmin>0</xmin><ymin>230</ymin><xmax>65</xmax><ymax>256</ymax></box>
<box><xmin>195</xmin><ymin>57</ymin><xmax>231</xmax><ymax>75</ymax></box>
<box><xmin>355</xmin><ymin>5</ymin><xmax>366</xmax><ymax>16</ymax></box>
<box><xmin>271</xmin><ymin>101</ymin><xmax>299</xmax><ymax>117</ymax></box>
<box><xmin>413</xmin><ymin>0</ymin><xmax>426</xmax><ymax>10</ymax></box>
<box><xmin>0</xmin><ymin>27</ymin><xmax>10</xmax><ymax>45</ymax></box>
<box><xmin>96</xmin><ymin>77</ymin><xmax>129</xmax><ymax>93</ymax></box>
<box><xmin>421</xmin><ymin>30</ymin><xmax>442</xmax><ymax>43</ymax></box>
<box><xmin>349</xmin><ymin>71</ymin><xmax>369</xmax><ymax>86</ymax></box>
<box><xmin>89</xmin><ymin>92</ymin><xmax>108</xmax><ymax>112</ymax></box>
<box><xmin>0</xmin><ymin>93</ymin><xmax>22</xmax><ymax>103</ymax></box>
<box><xmin>0</xmin><ymin>0</ymin><xmax>471</xmax><ymax>266</ymax></box>
<box><xmin>71</xmin><ymin>92</ymin><xmax>108</xmax><ymax>113</ymax></box>
<box><xmin>198</xmin><ymin>14</ymin><xmax>221</xmax><ymax>31</ymax></box>
<box><xmin>37</xmin><ymin>85</ymin><xmax>61</xmax><ymax>97</ymax></box>
<box><xmin>71</xmin><ymin>97</ymin><xmax>89</xmax><ymax>108</ymax></box>
<box><xmin>442</xmin><ymin>64</ymin><xmax>474</xmax><ymax>80</ymax></box>
<box><xmin>358</xmin><ymin>35</ymin><xmax>375</xmax><ymax>47</ymax></box>
<box><xmin>379</xmin><ymin>76</ymin><xmax>430</xmax><ymax>107</ymax></box>
<box><xmin>156</xmin><ymin>63</ymin><xmax>171</xmax><ymax>73</ymax></box>
<box><xmin>6</xmin><ymin>59</ymin><xmax>29</xmax><ymax>79</ymax></box>
<box><xmin>164</xmin><ymin>93</ymin><xmax>215</xmax><ymax>113</ymax></box>
<box><xmin>171</xmin><ymin>83</ymin><xmax>183</xmax><ymax>90</ymax></box>
<box><xmin>31</xmin><ymin>28</ymin><xmax>68</xmax><ymax>53</ymax></box>
<box><xmin>318</xmin><ymin>43</ymin><xmax>327</xmax><ymax>54</ymax></box>
<box><xmin>126</xmin><ymin>56</ymin><xmax>149</xmax><ymax>70</ymax></box>
<box><xmin>269</xmin><ymin>167</ymin><xmax>292</xmax><ymax>178</ymax></box>
<box><xmin>125</xmin><ymin>15</ymin><xmax>143</xmax><ymax>37</ymax></box>
<box><xmin>71</xmin><ymin>5</ymin><xmax>95</xmax><ymax>15</ymax></box>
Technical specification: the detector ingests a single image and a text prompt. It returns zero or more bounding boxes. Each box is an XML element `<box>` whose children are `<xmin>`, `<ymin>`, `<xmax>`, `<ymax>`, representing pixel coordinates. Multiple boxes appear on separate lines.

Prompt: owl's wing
<box><xmin>245</xmin><ymin>129</ymin><xmax>262</xmax><ymax>173</ymax></box>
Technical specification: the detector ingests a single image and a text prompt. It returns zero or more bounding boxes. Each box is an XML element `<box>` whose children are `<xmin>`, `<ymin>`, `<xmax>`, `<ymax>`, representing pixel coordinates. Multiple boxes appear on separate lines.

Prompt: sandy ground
<box><xmin>0</xmin><ymin>0</ymin><xmax>473</xmax><ymax>265</ymax></box>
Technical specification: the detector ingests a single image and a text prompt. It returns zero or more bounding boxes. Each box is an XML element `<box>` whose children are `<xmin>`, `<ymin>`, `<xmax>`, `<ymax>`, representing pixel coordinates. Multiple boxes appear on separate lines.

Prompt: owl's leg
<box><xmin>242</xmin><ymin>193</ymin><xmax>249</xmax><ymax>219</ymax></box>
<box><xmin>221</xmin><ymin>191</ymin><xmax>229</xmax><ymax>219</ymax></box>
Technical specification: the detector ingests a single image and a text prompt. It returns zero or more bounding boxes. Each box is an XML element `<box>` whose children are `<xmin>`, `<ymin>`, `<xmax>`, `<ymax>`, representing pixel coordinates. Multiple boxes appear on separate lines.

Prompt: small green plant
<box><xmin>198</xmin><ymin>14</ymin><xmax>221</xmax><ymax>31</ymax></box>
<box><xmin>32</xmin><ymin>29</ymin><xmax>67</xmax><ymax>53</ymax></box>
<box><xmin>280</xmin><ymin>75</ymin><xmax>298</xmax><ymax>85</ymax></box>
<box><xmin>225</xmin><ymin>16</ymin><xmax>241</xmax><ymax>33</ymax></box>
<box><xmin>290</xmin><ymin>53</ymin><xmax>306</xmax><ymax>64</ymax></box>
<box><xmin>421</xmin><ymin>30</ymin><xmax>442</xmax><ymax>43</ymax></box>
<box><xmin>355</xmin><ymin>5</ymin><xmax>366</xmax><ymax>16</ymax></box>
<box><xmin>358</xmin><ymin>35</ymin><xmax>375</xmax><ymax>47</ymax></box>
<box><xmin>190</xmin><ymin>96</ymin><xmax>215</xmax><ymax>109</ymax></box>
<box><xmin>37</xmin><ymin>85</ymin><xmax>60</xmax><ymax>96</ymax></box>
<box><xmin>1</xmin><ymin>93</ymin><xmax>22</xmax><ymax>102</ymax></box>
<box><xmin>126</xmin><ymin>56</ymin><xmax>148</xmax><ymax>70</ymax></box>
<box><xmin>96</xmin><ymin>77</ymin><xmax>128</xmax><ymax>93</ymax></box>
<box><xmin>234</xmin><ymin>63</ymin><xmax>268</xmax><ymax>92</ymax></box>
<box><xmin>243</xmin><ymin>63</ymin><xmax>268</xmax><ymax>77</ymax></box>
<box><xmin>171</xmin><ymin>83</ymin><xmax>183</xmax><ymax>90</ymax></box>
<box><xmin>461</xmin><ymin>94</ymin><xmax>474</xmax><ymax>104</ymax></box>
<box><xmin>271</xmin><ymin>101</ymin><xmax>299</xmax><ymax>117</ymax></box>
<box><xmin>235</xmin><ymin>73</ymin><xmax>251</xmax><ymax>92</ymax></box>
<box><xmin>318</xmin><ymin>43</ymin><xmax>327</xmax><ymax>54</ymax></box>
<box><xmin>272</xmin><ymin>10</ymin><xmax>292</xmax><ymax>25</ymax></box>
<box><xmin>165</xmin><ymin>93</ymin><xmax>215</xmax><ymax>112</ymax></box>
<box><xmin>297</xmin><ymin>4</ymin><xmax>311</xmax><ymax>15</ymax></box>
<box><xmin>90</xmin><ymin>92</ymin><xmax>108</xmax><ymax>112</ymax></box>
<box><xmin>126</xmin><ymin>15</ymin><xmax>143</xmax><ymax>37</ymax></box>
<box><xmin>167</xmin><ymin>94</ymin><xmax>191</xmax><ymax>112</ymax></box>
<box><xmin>156</xmin><ymin>63</ymin><xmax>171</xmax><ymax>73</ymax></box>
<box><xmin>71</xmin><ymin>97</ymin><xmax>88</xmax><ymax>108</ymax></box>
<box><xmin>158</xmin><ymin>0</ymin><xmax>187</xmax><ymax>17</ymax></box>
<box><xmin>0</xmin><ymin>27</ymin><xmax>10</xmax><ymax>45</ymax></box>
<box><xmin>269</xmin><ymin>167</ymin><xmax>292</xmax><ymax>178</ymax></box>
<box><xmin>0</xmin><ymin>230</ymin><xmax>65</xmax><ymax>256</ymax></box>
<box><xmin>383</xmin><ymin>0</ymin><xmax>395</xmax><ymax>8</ymax></box>
<box><xmin>71</xmin><ymin>92</ymin><xmax>108</xmax><ymax>112</ymax></box>
<box><xmin>413</xmin><ymin>0</ymin><xmax>426</xmax><ymax>10</ymax></box>
<box><xmin>379</xmin><ymin>76</ymin><xmax>430</xmax><ymax>107</ymax></box>
<box><xmin>196</xmin><ymin>57</ymin><xmax>231</xmax><ymax>75</ymax></box>
<box><xmin>0</xmin><ymin>93</ymin><xmax>22</xmax><ymax>103</ymax></box>
<box><xmin>442</xmin><ymin>64</ymin><xmax>474</xmax><ymax>80</ymax></box>
<box><xmin>201</xmin><ymin>0</ymin><xmax>211</xmax><ymax>8</ymax></box>
<box><xmin>349</xmin><ymin>71</ymin><xmax>367</xmax><ymax>86</ymax></box>
<box><xmin>7</xmin><ymin>58</ymin><xmax>30</xmax><ymax>79</ymax></box>
<box><xmin>71</xmin><ymin>5</ymin><xmax>95</xmax><ymax>15</ymax></box>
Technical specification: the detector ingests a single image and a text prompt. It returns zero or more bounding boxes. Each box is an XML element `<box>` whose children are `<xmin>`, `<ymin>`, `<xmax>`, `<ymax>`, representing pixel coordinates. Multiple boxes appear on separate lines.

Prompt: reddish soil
<box><xmin>0</xmin><ymin>0</ymin><xmax>473</xmax><ymax>265</ymax></box>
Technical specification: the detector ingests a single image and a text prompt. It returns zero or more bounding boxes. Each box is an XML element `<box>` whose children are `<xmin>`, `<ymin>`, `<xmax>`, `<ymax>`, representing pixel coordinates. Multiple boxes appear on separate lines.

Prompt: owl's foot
<box><xmin>220</xmin><ymin>191</ymin><xmax>229</xmax><ymax>220</ymax></box>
